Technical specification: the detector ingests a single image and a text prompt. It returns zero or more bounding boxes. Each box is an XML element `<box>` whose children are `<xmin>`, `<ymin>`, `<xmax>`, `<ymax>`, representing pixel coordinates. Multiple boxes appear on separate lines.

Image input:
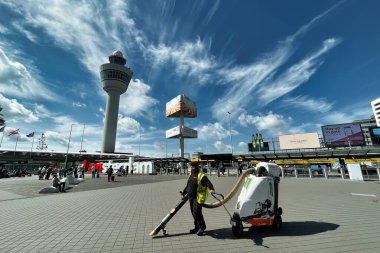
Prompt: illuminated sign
<box><xmin>166</xmin><ymin>95</ymin><xmax>197</xmax><ymax>118</ymax></box>
<box><xmin>321</xmin><ymin>123</ymin><xmax>365</xmax><ymax>147</ymax></box>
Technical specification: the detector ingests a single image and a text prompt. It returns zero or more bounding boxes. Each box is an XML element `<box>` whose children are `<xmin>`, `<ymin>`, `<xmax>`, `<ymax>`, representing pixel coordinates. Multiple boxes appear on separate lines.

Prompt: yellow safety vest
<box><xmin>197</xmin><ymin>172</ymin><xmax>209</xmax><ymax>204</ymax></box>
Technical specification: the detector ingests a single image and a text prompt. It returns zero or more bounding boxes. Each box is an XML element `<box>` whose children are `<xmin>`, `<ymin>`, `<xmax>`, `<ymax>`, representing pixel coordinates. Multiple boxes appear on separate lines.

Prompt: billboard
<box><xmin>248</xmin><ymin>133</ymin><xmax>269</xmax><ymax>152</ymax></box>
<box><xmin>166</xmin><ymin>95</ymin><xmax>197</xmax><ymax>118</ymax></box>
<box><xmin>369</xmin><ymin>127</ymin><xmax>380</xmax><ymax>145</ymax></box>
<box><xmin>166</xmin><ymin>126</ymin><xmax>180</xmax><ymax>138</ymax></box>
<box><xmin>165</xmin><ymin>126</ymin><xmax>198</xmax><ymax>139</ymax></box>
<box><xmin>279</xmin><ymin>132</ymin><xmax>320</xmax><ymax>150</ymax></box>
<box><xmin>321</xmin><ymin>123</ymin><xmax>365</xmax><ymax>147</ymax></box>
<box><xmin>182</xmin><ymin>126</ymin><xmax>197</xmax><ymax>138</ymax></box>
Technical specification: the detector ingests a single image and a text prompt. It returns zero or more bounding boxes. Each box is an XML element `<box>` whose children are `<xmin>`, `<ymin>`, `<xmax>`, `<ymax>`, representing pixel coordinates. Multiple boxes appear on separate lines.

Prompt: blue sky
<box><xmin>0</xmin><ymin>0</ymin><xmax>379</xmax><ymax>156</ymax></box>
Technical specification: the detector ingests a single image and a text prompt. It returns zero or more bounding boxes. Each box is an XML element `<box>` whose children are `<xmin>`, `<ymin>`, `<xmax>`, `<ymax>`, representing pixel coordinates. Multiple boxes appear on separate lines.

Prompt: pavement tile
<box><xmin>1</xmin><ymin>175</ymin><xmax>380</xmax><ymax>252</ymax></box>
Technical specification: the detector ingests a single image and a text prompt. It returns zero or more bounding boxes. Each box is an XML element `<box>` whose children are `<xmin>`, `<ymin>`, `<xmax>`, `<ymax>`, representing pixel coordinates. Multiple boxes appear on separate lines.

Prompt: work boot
<box><xmin>196</xmin><ymin>229</ymin><xmax>205</xmax><ymax>236</ymax></box>
<box><xmin>189</xmin><ymin>228</ymin><xmax>198</xmax><ymax>234</ymax></box>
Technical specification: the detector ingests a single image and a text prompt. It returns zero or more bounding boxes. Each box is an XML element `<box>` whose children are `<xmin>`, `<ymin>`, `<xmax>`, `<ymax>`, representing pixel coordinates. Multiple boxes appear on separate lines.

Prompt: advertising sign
<box><xmin>321</xmin><ymin>123</ymin><xmax>365</xmax><ymax>147</ymax></box>
<box><xmin>279</xmin><ymin>132</ymin><xmax>320</xmax><ymax>150</ymax></box>
<box><xmin>166</xmin><ymin>95</ymin><xmax>197</xmax><ymax>118</ymax></box>
<box><xmin>166</xmin><ymin>126</ymin><xmax>180</xmax><ymax>138</ymax></box>
<box><xmin>248</xmin><ymin>133</ymin><xmax>269</xmax><ymax>152</ymax></box>
<box><xmin>165</xmin><ymin>126</ymin><xmax>198</xmax><ymax>138</ymax></box>
<box><xmin>369</xmin><ymin>127</ymin><xmax>380</xmax><ymax>145</ymax></box>
<box><xmin>182</xmin><ymin>126</ymin><xmax>197</xmax><ymax>138</ymax></box>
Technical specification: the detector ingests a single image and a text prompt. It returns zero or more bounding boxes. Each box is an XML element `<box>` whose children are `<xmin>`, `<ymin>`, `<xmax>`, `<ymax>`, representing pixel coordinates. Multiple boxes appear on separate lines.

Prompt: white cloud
<box><xmin>0</xmin><ymin>48</ymin><xmax>58</xmax><ymax>100</ymax></box>
<box><xmin>283</xmin><ymin>95</ymin><xmax>334</xmax><ymax>113</ymax></box>
<box><xmin>11</xmin><ymin>21</ymin><xmax>38</xmax><ymax>43</ymax></box>
<box><xmin>202</xmin><ymin>0</ymin><xmax>221</xmax><ymax>25</ymax></box>
<box><xmin>238</xmin><ymin>142</ymin><xmax>246</xmax><ymax>148</ymax></box>
<box><xmin>119</xmin><ymin>79</ymin><xmax>159</xmax><ymax>119</ymax></box>
<box><xmin>211</xmin><ymin>3</ymin><xmax>343</xmax><ymax>122</ymax></box>
<box><xmin>0</xmin><ymin>0</ymin><xmax>143</xmax><ymax>77</ymax></box>
<box><xmin>323</xmin><ymin>102</ymin><xmax>373</xmax><ymax>124</ymax></box>
<box><xmin>238</xmin><ymin>112</ymin><xmax>291</xmax><ymax>131</ymax></box>
<box><xmin>257</xmin><ymin>38</ymin><xmax>342</xmax><ymax>105</ymax></box>
<box><xmin>0</xmin><ymin>24</ymin><xmax>9</xmax><ymax>34</ymax></box>
<box><xmin>72</xmin><ymin>102</ymin><xmax>87</xmax><ymax>108</ymax></box>
<box><xmin>0</xmin><ymin>94</ymin><xmax>39</xmax><ymax>123</ymax></box>
<box><xmin>213</xmin><ymin>140</ymin><xmax>231</xmax><ymax>152</ymax></box>
<box><xmin>196</xmin><ymin>122</ymin><xmax>231</xmax><ymax>141</ymax></box>
<box><xmin>117</xmin><ymin>116</ymin><xmax>141</xmax><ymax>134</ymax></box>
<box><xmin>147</xmin><ymin>37</ymin><xmax>217</xmax><ymax>84</ymax></box>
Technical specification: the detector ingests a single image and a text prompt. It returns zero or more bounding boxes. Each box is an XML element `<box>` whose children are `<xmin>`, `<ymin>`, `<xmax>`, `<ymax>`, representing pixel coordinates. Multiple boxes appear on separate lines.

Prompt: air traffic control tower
<box><xmin>100</xmin><ymin>51</ymin><xmax>133</xmax><ymax>153</ymax></box>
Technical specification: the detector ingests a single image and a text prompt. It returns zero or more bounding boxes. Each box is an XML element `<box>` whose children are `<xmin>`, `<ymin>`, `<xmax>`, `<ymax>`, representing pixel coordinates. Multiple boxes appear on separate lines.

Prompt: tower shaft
<box><xmin>102</xmin><ymin>90</ymin><xmax>121</xmax><ymax>153</ymax></box>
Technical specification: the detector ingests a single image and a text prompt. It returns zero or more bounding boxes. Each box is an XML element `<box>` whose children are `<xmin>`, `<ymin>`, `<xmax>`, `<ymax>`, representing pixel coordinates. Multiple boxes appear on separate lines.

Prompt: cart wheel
<box><xmin>232</xmin><ymin>221</ymin><xmax>243</xmax><ymax>237</ymax></box>
<box><xmin>272</xmin><ymin>215</ymin><xmax>282</xmax><ymax>230</ymax></box>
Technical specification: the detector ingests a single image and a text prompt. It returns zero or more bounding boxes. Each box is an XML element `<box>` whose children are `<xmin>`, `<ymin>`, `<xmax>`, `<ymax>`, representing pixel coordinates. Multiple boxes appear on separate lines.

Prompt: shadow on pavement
<box><xmin>207</xmin><ymin>221</ymin><xmax>339</xmax><ymax>247</ymax></box>
<box><xmin>152</xmin><ymin>232</ymin><xmax>190</xmax><ymax>239</ymax></box>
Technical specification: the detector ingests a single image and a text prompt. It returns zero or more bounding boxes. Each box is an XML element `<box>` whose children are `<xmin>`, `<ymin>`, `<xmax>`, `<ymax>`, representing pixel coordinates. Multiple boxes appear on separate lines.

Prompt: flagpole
<box><xmin>30</xmin><ymin>132</ymin><xmax>35</xmax><ymax>154</ymax></box>
<box><xmin>14</xmin><ymin>133</ymin><xmax>19</xmax><ymax>156</ymax></box>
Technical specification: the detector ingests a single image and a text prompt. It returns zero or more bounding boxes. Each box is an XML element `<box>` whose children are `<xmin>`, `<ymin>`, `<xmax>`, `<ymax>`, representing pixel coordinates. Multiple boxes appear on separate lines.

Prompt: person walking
<box><xmin>81</xmin><ymin>166</ymin><xmax>85</xmax><ymax>178</ymax></box>
<box><xmin>37</xmin><ymin>167</ymin><xmax>42</xmax><ymax>180</ymax></box>
<box><xmin>106</xmin><ymin>166</ymin><xmax>114</xmax><ymax>182</ymax></box>
<box><xmin>182</xmin><ymin>161</ymin><xmax>215</xmax><ymax>236</ymax></box>
<box><xmin>91</xmin><ymin>165</ymin><xmax>96</xmax><ymax>179</ymax></box>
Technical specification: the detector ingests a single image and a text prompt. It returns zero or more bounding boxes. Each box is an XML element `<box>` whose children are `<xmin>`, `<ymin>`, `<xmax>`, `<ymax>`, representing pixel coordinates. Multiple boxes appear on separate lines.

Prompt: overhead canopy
<box><xmin>199</xmin><ymin>153</ymin><xmax>233</xmax><ymax>161</ymax></box>
<box><xmin>236</xmin><ymin>147</ymin><xmax>380</xmax><ymax>161</ymax></box>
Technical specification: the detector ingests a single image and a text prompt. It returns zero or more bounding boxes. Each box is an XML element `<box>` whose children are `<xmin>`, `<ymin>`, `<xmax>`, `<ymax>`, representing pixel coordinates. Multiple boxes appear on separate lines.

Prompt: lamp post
<box><xmin>64</xmin><ymin>124</ymin><xmax>74</xmax><ymax>176</ymax></box>
<box><xmin>138</xmin><ymin>125</ymin><xmax>141</xmax><ymax>156</ymax></box>
<box><xmin>80</xmin><ymin>124</ymin><xmax>85</xmax><ymax>153</ymax></box>
<box><xmin>227</xmin><ymin>111</ymin><xmax>233</xmax><ymax>154</ymax></box>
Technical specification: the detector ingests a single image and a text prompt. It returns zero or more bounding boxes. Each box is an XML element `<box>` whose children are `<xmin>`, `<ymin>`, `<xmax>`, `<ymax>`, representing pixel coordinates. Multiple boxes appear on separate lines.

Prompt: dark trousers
<box><xmin>57</xmin><ymin>182</ymin><xmax>66</xmax><ymax>192</ymax></box>
<box><xmin>108</xmin><ymin>174</ymin><xmax>111</xmax><ymax>182</ymax></box>
<box><xmin>189</xmin><ymin>197</ymin><xmax>206</xmax><ymax>230</ymax></box>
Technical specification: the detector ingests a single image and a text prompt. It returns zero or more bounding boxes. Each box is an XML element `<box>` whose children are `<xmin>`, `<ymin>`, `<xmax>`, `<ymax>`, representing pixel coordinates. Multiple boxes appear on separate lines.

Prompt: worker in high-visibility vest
<box><xmin>182</xmin><ymin>161</ymin><xmax>215</xmax><ymax>236</ymax></box>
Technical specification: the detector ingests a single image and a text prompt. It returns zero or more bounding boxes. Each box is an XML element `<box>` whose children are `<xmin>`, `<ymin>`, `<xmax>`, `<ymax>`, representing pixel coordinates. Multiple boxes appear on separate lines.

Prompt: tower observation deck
<box><xmin>100</xmin><ymin>51</ymin><xmax>133</xmax><ymax>153</ymax></box>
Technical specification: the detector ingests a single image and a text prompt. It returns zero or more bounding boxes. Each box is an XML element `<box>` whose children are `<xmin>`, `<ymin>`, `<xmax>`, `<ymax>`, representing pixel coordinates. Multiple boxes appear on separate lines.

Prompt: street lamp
<box><xmin>227</xmin><ymin>111</ymin><xmax>233</xmax><ymax>154</ymax></box>
<box><xmin>64</xmin><ymin>124</ymin><xmax>74</xmax><ymax>176</ymax></box>
<box><xmin>138</xmin><ymin>125</ymin><xmax>141</xmax><ymax>156</ymax></box>
<box><xmin>79</xmin><ymin>124</ymin><xmax>85</xmax><ymax>153</ymax></box>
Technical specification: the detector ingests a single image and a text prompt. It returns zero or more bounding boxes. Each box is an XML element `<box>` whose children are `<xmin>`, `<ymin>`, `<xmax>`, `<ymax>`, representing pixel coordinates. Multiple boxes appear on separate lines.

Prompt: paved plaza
<box><xmin>0</xmin><ymin>174</ymin><xmax>380</xmax><ymax>253</ymax></box>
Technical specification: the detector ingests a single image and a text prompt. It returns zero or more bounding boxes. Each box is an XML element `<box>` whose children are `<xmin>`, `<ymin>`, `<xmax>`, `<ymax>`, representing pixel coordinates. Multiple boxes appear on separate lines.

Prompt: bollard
<box><xmin>309</xmin><ymin>168</ymin><xmax>312</xmax><ymax>178</ymax></box>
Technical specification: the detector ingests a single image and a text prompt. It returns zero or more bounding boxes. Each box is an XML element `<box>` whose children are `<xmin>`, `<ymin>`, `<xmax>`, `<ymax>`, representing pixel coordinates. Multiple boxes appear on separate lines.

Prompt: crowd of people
<box><xmin>0</xmin><ymin>166</ymin><xmax>30</xmax><ymax>178</ymax></box>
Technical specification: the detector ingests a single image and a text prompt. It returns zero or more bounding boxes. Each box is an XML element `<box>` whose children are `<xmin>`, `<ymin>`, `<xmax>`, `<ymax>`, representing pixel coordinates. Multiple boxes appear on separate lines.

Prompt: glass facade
<box><xmin>100</xmin><ymin>69</ymin><xmax>131</xmax><ymax>84</ymax></box>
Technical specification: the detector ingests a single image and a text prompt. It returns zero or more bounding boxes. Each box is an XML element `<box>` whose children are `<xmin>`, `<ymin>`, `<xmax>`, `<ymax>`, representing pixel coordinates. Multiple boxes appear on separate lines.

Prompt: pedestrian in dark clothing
<box><xmin>45</xmin><ymin>167</ymin><xmax>52</xmax><ymax>180</ymax></box>
<box><xmin>74</xmin><ymin>167</ymin><xmax>78</xmax><ymax>178</ymax></box>
<box><xmin>91</xmin><ymin>165</ymin><xmax>96</xmax><ymax>178</ymax></box>
<box><xmin>182</xmin><ymin>161</ymin><xmax>215</xmax><ymax>236</ymax></box>
<box><xmin>107</xmin><ymin>166</ymin><xmax>113</xmax><ymax>182</ymax></box>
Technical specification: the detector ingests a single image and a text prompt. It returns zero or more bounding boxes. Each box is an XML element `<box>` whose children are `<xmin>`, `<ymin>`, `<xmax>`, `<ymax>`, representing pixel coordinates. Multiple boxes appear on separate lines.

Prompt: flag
<box><xmin>0</xmin><ymin>125</ymin><xmax>4</xmax><ymax>132</ymax></box>
<box><xmin>8</xmin><ymin>129</ymin><xmax>19</xmax><ymax>136</ymax></box>
<box><xmin>26</xmin><ymin>132</ymin><xmax>35</xmax><ymax>137</ymax></box>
